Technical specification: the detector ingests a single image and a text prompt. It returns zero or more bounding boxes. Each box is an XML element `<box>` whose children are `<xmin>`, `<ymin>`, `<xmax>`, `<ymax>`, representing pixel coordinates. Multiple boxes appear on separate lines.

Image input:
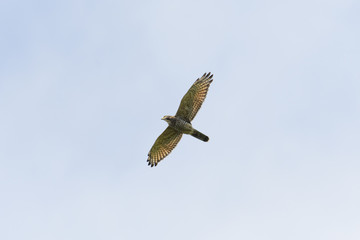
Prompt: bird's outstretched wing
<box><xmin>147</xmin><ymin>127</ymin><xmax>183</xmax><ymax>167</ymax></box>
<box><xmin>175</xmin><ymin>72</ymin><xmax>213</xmax><ymax>122</ymax></box>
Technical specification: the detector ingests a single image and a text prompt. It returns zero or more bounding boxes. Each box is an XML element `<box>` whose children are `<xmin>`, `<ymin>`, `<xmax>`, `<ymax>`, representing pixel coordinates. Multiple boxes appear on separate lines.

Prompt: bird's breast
<box><xmin>170</xmin><ymin>117</ymin><xmax>193</xmax><ymax>134</ymax></box>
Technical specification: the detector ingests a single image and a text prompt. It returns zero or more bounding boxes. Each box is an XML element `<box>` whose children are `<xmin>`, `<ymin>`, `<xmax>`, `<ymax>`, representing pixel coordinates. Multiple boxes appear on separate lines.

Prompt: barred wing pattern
<box><xmin>175</xmin><ymin>72</ymin><xmax>213</xmax><ymax>122</ymax></box>
<box><xmin>147</xmin><ymin>127</ymin><xmax>183</xmax><ymax>167</ymax></box>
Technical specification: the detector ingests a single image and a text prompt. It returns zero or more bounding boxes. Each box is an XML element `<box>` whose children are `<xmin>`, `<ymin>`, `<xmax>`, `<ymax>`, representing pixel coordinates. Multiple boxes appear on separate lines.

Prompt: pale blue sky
<box><xmin>1</xmin><ymin>0</ymin><xmax>360</xmax><ymax>239</ymax></box>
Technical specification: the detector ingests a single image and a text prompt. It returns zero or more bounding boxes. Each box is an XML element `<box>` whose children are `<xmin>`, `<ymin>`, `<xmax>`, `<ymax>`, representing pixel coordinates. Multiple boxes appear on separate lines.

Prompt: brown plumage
<box><xmin>147</xmin><ymin>72</ymin><xmax>213</xmax><ymax>167</ymax></box>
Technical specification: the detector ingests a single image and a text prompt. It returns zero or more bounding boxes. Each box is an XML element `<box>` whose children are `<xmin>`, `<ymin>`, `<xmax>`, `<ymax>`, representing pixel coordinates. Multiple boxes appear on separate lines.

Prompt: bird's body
<box><xmin>162</xmin><ymin>115</ymin><xmax>193</xmax><ymax>133</ymax></box>
<box><xmin>162</xmin><ymin>115</ymin><xmax>209</xmax><ymax>142</ymax></box>
<box><xmin>147</xmin><ymin>72</ymin><xmax>213</xmax><ymax>167</ymax></box>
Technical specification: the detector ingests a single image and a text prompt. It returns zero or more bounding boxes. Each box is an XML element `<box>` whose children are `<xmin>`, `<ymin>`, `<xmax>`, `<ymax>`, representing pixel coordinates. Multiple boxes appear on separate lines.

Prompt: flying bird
<box><xmin>147</xmin><ymin>72</ymin><xmax>213</xmax><ymax>167</ymax></box>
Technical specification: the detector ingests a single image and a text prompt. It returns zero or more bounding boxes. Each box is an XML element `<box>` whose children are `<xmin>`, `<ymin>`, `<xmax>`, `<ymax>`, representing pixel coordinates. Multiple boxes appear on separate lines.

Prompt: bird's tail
<box><xmin>191</xmin><ymin>129</ymin><xmax>209</xmax><ymax>142</ymax></box>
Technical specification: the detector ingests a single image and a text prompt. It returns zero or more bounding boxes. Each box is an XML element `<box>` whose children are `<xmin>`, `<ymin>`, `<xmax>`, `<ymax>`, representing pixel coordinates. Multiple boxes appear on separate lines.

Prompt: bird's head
<box><xmin>161</xmin><ymin>115</ymin><xmax>174</xmax><ymax>124</ymax></box>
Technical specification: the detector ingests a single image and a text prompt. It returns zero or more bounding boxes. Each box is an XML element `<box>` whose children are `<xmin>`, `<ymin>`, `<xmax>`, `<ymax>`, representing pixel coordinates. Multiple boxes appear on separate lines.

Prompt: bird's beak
<box><xmin>161</xmin><ymin>117</ymin><xmax>165</xmax><ymax>120</ymax></box>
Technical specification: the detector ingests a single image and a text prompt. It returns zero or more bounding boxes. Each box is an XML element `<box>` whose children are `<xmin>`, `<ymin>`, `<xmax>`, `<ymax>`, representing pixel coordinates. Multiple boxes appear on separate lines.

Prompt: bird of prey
<box><xmin>147</xmin><ymin>72</ymin><xmax>213</xmax><ymax>167</ymax></box>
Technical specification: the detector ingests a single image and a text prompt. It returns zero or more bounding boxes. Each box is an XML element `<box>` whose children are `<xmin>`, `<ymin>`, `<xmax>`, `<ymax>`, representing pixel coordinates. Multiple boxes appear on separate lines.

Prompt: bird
<box><xmin>147</xmin><ymin>72</ymin><xmax>213</xmax><ymax>167</ymax></box>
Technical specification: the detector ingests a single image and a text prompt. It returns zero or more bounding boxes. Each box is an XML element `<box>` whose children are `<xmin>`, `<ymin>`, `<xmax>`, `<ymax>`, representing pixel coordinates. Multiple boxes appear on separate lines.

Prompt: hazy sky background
<box><xmin>1</xmin><ymin>0</ymin><xmax>360</xmax><ymax>239</ymax></box>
